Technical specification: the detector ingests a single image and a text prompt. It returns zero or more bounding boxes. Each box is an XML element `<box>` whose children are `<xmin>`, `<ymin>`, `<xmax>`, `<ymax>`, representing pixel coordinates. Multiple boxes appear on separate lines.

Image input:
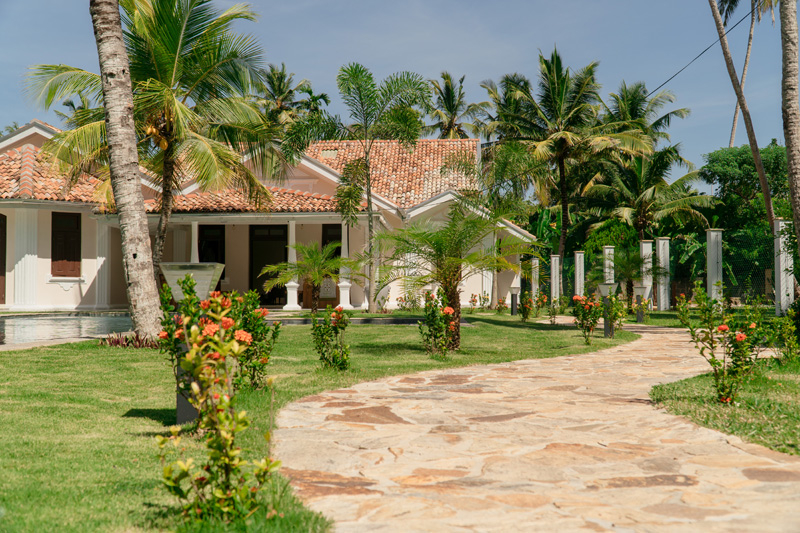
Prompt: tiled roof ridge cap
<box><xmin>175</xmin><ymin>186</ymin><xmax>335</xmax><ymax>202</ymax></box>
<box><xmin>310</xmin><ymin>138</ymin><xmax>478</xmax><ymax>144</ymax></box>
<box><xmin>18</xmin><ymin>144</ymin><xmax>37</xmax><ymax>199</ymax></box>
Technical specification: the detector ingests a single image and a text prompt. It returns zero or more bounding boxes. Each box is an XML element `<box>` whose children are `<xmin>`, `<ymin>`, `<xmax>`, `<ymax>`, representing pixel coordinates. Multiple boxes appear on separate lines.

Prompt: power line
<box><xmin>647</xmin><ymin>4</ymin><xmax>757</xmax><ymax>97</ymax></box>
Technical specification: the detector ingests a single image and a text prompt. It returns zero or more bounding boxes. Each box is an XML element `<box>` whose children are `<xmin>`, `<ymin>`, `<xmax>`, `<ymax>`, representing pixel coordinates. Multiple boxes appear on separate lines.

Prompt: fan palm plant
<box><xmin>28</xmin><ymin>0</ymin><xmax>282</xmax><ymax>274</ymax></box>
<box><xmin>260</xmin><ymin>241</ymin><xmax>345</xmax><ymax>314</ymax></box>
<box><xmin>424</xmin><ymin>72</ymin><xmax>487</xmax><ymax>139</ymax></box>
<box><xmin>585</xmin><ymin>146</ymin><xmax>715</xmax><ymax>240</ymax></box>
<box><xmin>283</xmin><ymin>63</ymin><xmax>430</xmax><ymax>312</ymax></box>
<box><xmin>377</xmin><ymin>205</ymin><xmax>535</xmax><ymax>349</ymax></box>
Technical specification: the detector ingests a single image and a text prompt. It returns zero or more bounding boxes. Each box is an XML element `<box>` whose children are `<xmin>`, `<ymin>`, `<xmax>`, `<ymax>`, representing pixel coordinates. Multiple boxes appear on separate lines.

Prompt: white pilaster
<box><xmin>14</xmin><ymin>209</ymin><xmax>37</xmax><ymax>308</ymax></box>
<box><xmin>603</xmin><ymin>245</ymin><xmax>615</xmax><ymax>283</ymax></box>
<box><xmin>531</xmin><ymin>258</ymin><xmax>539</xmax><ymax>298</ymax></box>
<box><xmin>338</xmin><ymin>221</ymin><xmax>353</xmax><ymax>309</ymax></box>
<box><xmin>574</xmin><ymin>251</ymin><xmax>584</xmax><ymax>297</ymax></box>
<box><xmin>707</xmin><ymin>229</ymin><xmax>723</xmax><ymax>300</ymax></box>
<box><xmin>640</xmin><ymin>240</ymin><xmax>653</xmax><ymax>303</ymax></box>
<box><xmin>775</xmin><ymin>219</ymin><xmax>794</xmax><ymax>315</ymax></box>
<box><xmin>550</xmin><ymin>254</ymin><xmax>560</xmax><ymax>305</ymax></box>
<box><xmin>656</xmin><ymin>237</ymin><xmax>670</xmax><ymax>311</ymax></box>
<box><xmin>283</xmin><ymin>220</ymin><xmax>301</xmax><ymax>310</ymax></box>
<box><xmin>190</xmin><ymin>221</ymin><xmax>199</xmax><ymax>263</ymax></box>
<box><xmin>95</xmin><ymin>220</ymin><xmax>110</xmax><ymax>309</ymax></box>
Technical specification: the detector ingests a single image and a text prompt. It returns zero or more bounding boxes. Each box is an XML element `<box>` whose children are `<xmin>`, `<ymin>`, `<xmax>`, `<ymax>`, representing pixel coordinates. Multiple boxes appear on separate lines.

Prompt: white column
<box><xmin>640</xmin><ymin>239</ymin><xmax>653</xmax><ymax>302</ymax></box>
<box><xmin>283</xmin><ymin>220</ymin><xmax>301</xmax><ymax>310</ymax></box>
<box><xmin>775</xmin><ymin>219</ymin><xmax>794</xmax><ymax>316</ymax></box>
<box><xmin>574</xmin><ymin>251</ymin><xmax>584</xmax><ymax>297</ymax></box>
<box><xmin>338</xmin><ymin>221</ymin><xmax>353</xmax><ymax>309</ymax></box>
<box><xmin>550</xmin><ymin>254</ymin><xmax>560</xmax><ymax>305</ymax></box>
<box><xmin>656</xmin><ymin>237</ymin><xmax>670</xmax><ymax>311</ymax></box>
<box><xmin>603</xmin><ymin>245</ymin><xmax>614</xmax><ymax>283</ymax></box>
<box><xmin>95</xmin><ymin>220</ymin><xmax>110</xmax><ymax>309</ymax></box>
<box><xmin>707</xmin><ymin>229</ymin><xmax>723</xmax><ymax>300</ymax></box>
<box><xmin>531</xmin><ymin>258</ymin><xmax>539</xmax><ymax>298</ymax></box>
<box><xmin>190</xmin><ymin>221</ymin><xmax>199</xmax><ymax>263</ymax></box>
<box><xmin>14</xmin><ymin>209</ymin><xmax>37</xmax><ymax>308</ymax></box>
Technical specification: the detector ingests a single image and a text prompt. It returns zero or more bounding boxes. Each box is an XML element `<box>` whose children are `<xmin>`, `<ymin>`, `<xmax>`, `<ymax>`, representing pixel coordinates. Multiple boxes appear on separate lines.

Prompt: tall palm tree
<box><xmin>258</xmin><ymin>63</ymin><xmax>329</xmax><ymax>127</ymax></box>
<box><xmin>283</xmin><ymin>63</ymin><xmax>430</xmax><ymax>312</ymax></box>
<box><xmin>707</xmin><ymin>0</ymin><xmax>776</xmax><ymax>231</ymax></box>
<box><xmin>585</xmin><ymin>146</ymin><xmax>715</xmax><ymax>240</ymax></box>
<box><xmin>779</xmin><ymin>0</ymin><xmax>800</xmax><ymax>261</ymax></box>
<box><xmin>497</xmin><ymin>49</ymin><xmax>651</xmax><ymax>264</ymax></box>
<box><xmin>602</xmin><ymin>81</ymin><xmax>689</xmax><ymax>146</ymax></box>
<box><xmin>378</xmin><ymin>205</ymin><xmax>533</xmax><ymax>349</ymax></box>
<box><xmin>260</xmin><ymin>241</ymin><xmax>345</xmax><ymax>313</ymax></box>
<box><xmin>425</xmin><ymin>72</ymin><xmax>487</xmax><ymax>139</ymax></box>
<box><xmin>29</xmin><ymin>0</ymin><xmax>281</xmax><ymax>275</ymax></box>
<box><xmin>2</xmin><ymin>122</ymin><xmax>21</xmax><ymax>135</ymax></box>
<box><xmin>89</xmin><ymin>0</ymin><xmax>161</xmax><ymax>338</ymax></box>
<box><xmin>477</xmin><ymin>73</ymin><xmax>531</xmax><ymax>142</ymax></box>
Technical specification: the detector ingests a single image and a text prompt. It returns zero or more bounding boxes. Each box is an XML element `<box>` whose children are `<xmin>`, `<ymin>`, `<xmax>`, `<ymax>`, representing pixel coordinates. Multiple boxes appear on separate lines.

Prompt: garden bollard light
<box><xmin>633</xmin><ymin>284</ymin><xmax>648</xmax><ymax>324</ymax></box>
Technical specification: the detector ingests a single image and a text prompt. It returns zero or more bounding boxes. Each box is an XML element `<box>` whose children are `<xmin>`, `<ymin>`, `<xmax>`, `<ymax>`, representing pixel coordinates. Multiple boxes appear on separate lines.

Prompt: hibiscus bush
<box><xmin>496</xmin><ymin>297</ymin><xmax>508</xmax><ymax>314</ymax></box>
<box><xmin>311</xmin><ymin>305</ymin><xmax>352</xmax><ymax>370</ymax></box>
<box><xmin>418</xmin><ymin>290</ymin><xmax>454</xmax><ymax>358</ymax></box>
<box><xmin>572</xmin><ymin>295</ymin><xmax>603</xmax><ymax>344</ymax></box>
<box><xmin>519</xmin><ymin>291</ymin><xmax>534</xmax><ymax>322</ymax></box>
<box><xmin>156</xmin><ymin>279</ymin><xmax>281</xmax><ymax>522</ymax></box>
<box><xmin>677</xmin><ymin>282</ymin><xmax>763</xmax><ymax>404</ymax></box>
<box><xmin>534</xmin><ymin>292</ymin><xmax>548</xmax><ymax>317</ymax></box>
<box><xmin>229</xmin><ymin>292</ymin><xmax>281</xmax><ymax>389</ymax></box>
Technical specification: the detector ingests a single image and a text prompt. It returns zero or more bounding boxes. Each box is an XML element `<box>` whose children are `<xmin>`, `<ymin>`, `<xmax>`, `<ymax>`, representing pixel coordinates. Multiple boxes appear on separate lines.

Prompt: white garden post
<box><xmin>656</xmin><ymin>237</ymin><xmax>670</xmax><ymax>311</ymax></box>
<box><xmin>775</xmin><ymin>219</ymin><xmax>794</xmax><ymax>315</ymax></box>
<box><xmin>603</xmin><ymin>245</ymin><xmax>614</xmax><ymax>283</ymax></box>
<box><xmin>531</xmin><ymin>258</ymin><xmax>540</xmax><ymax>299</ymax></box>
<box><xmin>510</xmin><ymin>255</ymin><xmax>521</xmax><ymax>315</ymax></box>
<box><xmin>707</xmin><ymin>229</ymin><xmax>723</xmax><ymax>301</ymax></box>
<box><xmin>574</xmin><ymin>251</ymin><xmax>585</xmax><ymax>297</ymax></box>
<box><xmin>337</xmin><ymin>221</ymin><xmax>353</xmax><ymax>309</ymax></box>
<box><xmin>640</xmin><ymin>240</ymin><xmax>653</xmax><ymax>304</ymax></box>
<box><xmin>190</xmin><ymin>221</ymin><xmax>199</xmax><ymax>263</ymax></box>
<box><xmin>550</xmin><ymin>254</ymin><xmax>560</xmax><ymax>306</ymax></box>
<box><xmin>283</xmin><ymin>220</ymin><xmax>302</xmax><ymax>311</ymax></box>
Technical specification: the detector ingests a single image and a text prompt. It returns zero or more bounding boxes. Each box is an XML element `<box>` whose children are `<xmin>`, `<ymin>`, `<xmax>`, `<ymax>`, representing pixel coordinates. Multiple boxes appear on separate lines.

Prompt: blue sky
<box><xmin>0</xmin><ymin>0</ymin><xmax>787</xmax><ymax>179</ymax></box>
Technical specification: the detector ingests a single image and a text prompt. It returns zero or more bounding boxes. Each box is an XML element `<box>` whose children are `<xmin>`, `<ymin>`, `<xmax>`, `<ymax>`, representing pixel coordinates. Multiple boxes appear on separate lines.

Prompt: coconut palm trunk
<box><xmin>780</xmin><ymin>0</ymin><xmax>800</xmax><ymax>259</ymax></box>
<box><xmin>89</xmin><ymin>0</ymin><xmax>161</xmax><ymax>338</ymax></box>
<box><xmin>364</xmin><ymin>150</ymin><xmax>379</xmax><ymax>313</ymax></box>
<box><xmin>708</xmin><ymin>0</ymin><xmax>776</xmax><ymax>231</ymax></box>
<box><xmin>152</xmin><ymin>146</ymin><xmax>176</xmax><ymax>278</ymax></box>
<box><xmin>729</xmin><ymin>0</ymin><xmax>757</xmax><ymax>147</ymax></box>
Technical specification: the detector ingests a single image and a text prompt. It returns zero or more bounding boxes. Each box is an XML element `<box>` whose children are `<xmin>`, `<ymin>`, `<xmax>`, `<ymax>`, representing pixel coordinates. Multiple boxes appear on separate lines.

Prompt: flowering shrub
<box><xmin>156</xmin><ymin>284</ymin><xmax>281</xmax><ymax>521</ymax></box>
<box><xmin>311</xmin><ymin>305</ymin><xmax>352</xmax><ymax>370</ymax></box>
<box><xmin>519</xmin><ymin>291</ymin><xmax>533</xmax><ymax>322</ymax></box>
<box><xmin>418</xmin><ymin>290</ymin><xmax>453</xmax><ymax>358</ymax></box>
<box><xmin>631</xmin><ymin>297</ymin><xmax>651</xmax><ymax>323</ymax></box>
<box><xmin>775</xmin><ymin>309</ymin><xmax>800</xmax><ymax>363</ymax></box>
<box><xmin>496</xmin><ymin>297</ymin><xmax>508</xmax><ymax>314</ymax></box>
<box><xmin>468</xmin><ymin>293</ymin><xmax>479</xmax><ymax>314</ymax></box>
<box><xmin>548</xmin><ymin>302</ymin><xmax>558</xmax><ymax>325</ymax></box>
<box><xmin>229</xmin><ymin>292</ymin><xmax>281</xmax><ymax>389</ymax></box>
<box><xmin>677</xmin><ymin>283</ymin><xmax>761</xmax><ymax>404</ymax></box>
<box><xmin>534</xmin><ymin>292</ymin><xmax>548</xmax><ymax>317</ymax></box>
<box><xmin>571</xmin><ymin>295</ymin><xmax>603</xmax><ymax>344</ymax></box>
<box><xmin>396</xmin><ymin>292</ymin><xmax>421</xmax><ymax>311</ymax></box>
<box><xmin>605</xmin><ymin>294</ymin><xmax>626</xmax><ymax>338</ymax></box>
<box><xmin>101</xmin><ymin>332</ymin><xmax>159</xmax><ymax>349</ymax></box>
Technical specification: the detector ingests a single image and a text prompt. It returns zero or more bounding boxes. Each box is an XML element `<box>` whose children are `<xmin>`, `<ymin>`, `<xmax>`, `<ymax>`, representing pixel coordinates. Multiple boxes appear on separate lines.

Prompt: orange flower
<box><xmin>335</xmin><ymin>305</ymin><xmax>343</xmax><ymax>312</ymax></box>
<box><xmin>221</xmin><ymin>317</ymin><xmax>235</xmax><ymax>330</ymax></box>
<box><xmin>443</xmin><ymin>306</ymin><xmax>454</xmax><ymax>315</ymax></box>
<box><xmin>174</xmin><ymin>328</ymin><xmax>184</xmax><ymax>339</ymax></box>
<box><xmin>158</xmin><ymin>330</ymin><xmax>169</xmax><ymax>340</ymax></box>
<box><xmin>199</xmin><ymin>300</ymin><xmax>210</xmax><ymax>310</ymax></box>
<box><xmin>717</xmin><ymin>324</ymin><xmax>729</xmax><ymax>333</ymax></box>
<box><xmin>235</xmin><ymin>330</ymin><xmax>253</xmax><ymax>344</ymax></box>
<box><xmin>202</xmin><ymin>323</ymin><xmax>220</xmax><ymax>336</ymax></box>
<box><xmin>749</xmin><ymin>323</ymin><xmax>756</xmax><ymax>329</ymax></box>
<box><xmin>255</xmin><ymin>308</ymin><xmax>269</xmax><ymax>318</ymax></box>
<box><xmin>209</xmin><ymin>291</ymin><xmax>221</xmax><ymax>299</ymax></box>
<box><xmin>220</xmin><ymin>297</ymin><xmax>232</xmax><ymax>309</ymax></box>
<box><xmin>259</xmin><ymin>357</ymin><xmax>269</xmax><ymax>364</ymax></box>
<box><xmin>735</xmin><ymin>332</ymin><xmax>747</xmax><ymax>342</ymax></box>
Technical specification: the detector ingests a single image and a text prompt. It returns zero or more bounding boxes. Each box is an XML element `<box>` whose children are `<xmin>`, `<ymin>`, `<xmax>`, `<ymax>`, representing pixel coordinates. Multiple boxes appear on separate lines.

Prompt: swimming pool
<box><xmin>0</xmin><ymin>314</ymin><xmax>133</xmax><ymax>345</ymax></box>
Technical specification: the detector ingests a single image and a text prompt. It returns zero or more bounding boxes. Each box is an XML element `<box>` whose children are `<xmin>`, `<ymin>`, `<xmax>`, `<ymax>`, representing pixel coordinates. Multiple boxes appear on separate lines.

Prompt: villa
<box><xmin>0</xmin><ymin>120</ymin><xmax>532</xmax><ymax>311</ymax></box>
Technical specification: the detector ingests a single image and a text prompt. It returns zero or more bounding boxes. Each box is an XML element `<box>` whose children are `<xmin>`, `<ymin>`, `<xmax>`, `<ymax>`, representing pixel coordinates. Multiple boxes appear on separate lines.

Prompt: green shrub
<box><xmin>311</xmin><ymin>305</ymin><xmax>352</xmax><ymax>370</ymax></box>
<box><xmin>571</xmin><ymin>295</ymin><xmax>603</xmax><ymax>344</ymax></box>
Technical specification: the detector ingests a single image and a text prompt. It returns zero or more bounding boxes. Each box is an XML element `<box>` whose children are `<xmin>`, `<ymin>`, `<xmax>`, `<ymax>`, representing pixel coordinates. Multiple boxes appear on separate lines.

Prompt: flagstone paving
<box><xmin>274</xmin><ymin>322</ymin><xmax>800</xmax><ymax>532</ymax></box>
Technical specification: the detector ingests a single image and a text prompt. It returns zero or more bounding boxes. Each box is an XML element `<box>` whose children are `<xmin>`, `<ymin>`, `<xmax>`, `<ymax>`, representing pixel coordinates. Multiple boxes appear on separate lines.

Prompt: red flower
<box><xmin>202</xmin><ymin>323</ymin><xmax>220</xmax><ymax>336</ymax></box>
<box><xmin>158</xmin><ymin>330</ymin><xmax>169</xmax><ymax>340</ymax></box>
<box><xmin>213</xmin><ymin>393</ymin><xmax>220</xmax><ymax>400</ymax></box>
<box><xmin>209</xmin><ymin>352</ymin><xmax>221</xmax><ymax>360</ymax></box>
<box><xmin>235</xmin><ymin>330</ymin><xmax>253</xmax><ymax>345</ymax></box>
<box><xmin>749</xmin><ymin>323</ymin><xmax>757</xmax><ymax>329</ymax></box>
<box><xmin>199</xmin><ymin>300</ymin><xmax>210</xmax><ymax>310</ymax></box>
<box><xmin>221</xmin><ymin>317</ymin><xmax>235</xmax><ymax>330</ymax></box>
<box><xmin>736</xmin><ymin>332</ymin><xmax>747</xmax><ymax>342</ymax></box>
<box><xmin>255</xmin><ymin>308</ymin><xmax>269</xmax><ymax>318</ymax></box>
<box><xmin>335</xmin><ymin>305</ymin><xmax>343</xmax><ymax>312</ymax></box>
<box><xmin>209</xmin><ymin>291</ymin><xmax>221</xmax><ymax>299</ymax></box>
<box><xmin>717</xmin><ymin>325</ymin><xmax>729</xmax><ymax>333</ymax></box>
<box><xmin>442</xmin><ymin>306</ymin><xmax>454</xmax><ymax>315</ymax></box>
<box><xmin>220</xmin><ymin>297</ymin><xmax>232</xmax><ymax>309</ymax></box>
<box><xmin>174</xmin><ymin>328</ymin><xmax>184</xmax><ymax>339</ymax></box>
<box><xmin>259</xmin><ymin>357</ymin><xmax>269</xmax><ymax>364</ymax></box>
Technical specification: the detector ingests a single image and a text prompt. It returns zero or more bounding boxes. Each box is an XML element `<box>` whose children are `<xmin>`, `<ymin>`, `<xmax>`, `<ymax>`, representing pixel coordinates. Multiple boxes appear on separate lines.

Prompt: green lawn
<box><xmin>0</xmin><ymin>315</ymin><xmax>637</xmax><ymax>532</ymax></box>
<box><xmin>651</xmin><ymin>358</ymin><xmax>800</xmax><ymax>456</ymax></box>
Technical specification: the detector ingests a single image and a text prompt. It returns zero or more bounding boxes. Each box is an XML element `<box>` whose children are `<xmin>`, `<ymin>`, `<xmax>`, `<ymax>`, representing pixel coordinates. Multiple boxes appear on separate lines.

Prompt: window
<box><xmin>51</xmin><ymin>212</ymin><xmax>81</xmax><ymax>277</ymax></box>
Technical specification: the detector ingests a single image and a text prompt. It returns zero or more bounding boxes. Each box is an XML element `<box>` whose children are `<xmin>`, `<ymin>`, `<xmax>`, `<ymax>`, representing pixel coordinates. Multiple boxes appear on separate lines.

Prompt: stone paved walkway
<box><xmin>274</xmin><ymin>322</ymin><xmax>800</xmax><ymax>532</ymax></box>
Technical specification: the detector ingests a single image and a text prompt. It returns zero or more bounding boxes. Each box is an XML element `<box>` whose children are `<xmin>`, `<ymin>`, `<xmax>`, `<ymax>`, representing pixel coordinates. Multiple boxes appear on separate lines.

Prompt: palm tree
<box><xmin>585</xmin><ymin>146</ymin><xmax>715</xmax><ymax>240</ymax></box>
<box><xmin>28</xmin><ymin>0</ymin><xmax>281</xmax><ymax>275</ymax></box>
<box><xmin>2</xmin><ymin>122</ymin><xmax>21</xmax><ymax>135</ymax></box>
<box><xmin>425</xmin><ymin>72</ymin><xmax>487</xmax><ymax>139</ymax></box>
<box><xmin>258</xmin><ymin>63</ymin><xmax>329</xmax><ymax>127</ymax></box>
<box><xmin>260</xmin><ymin>241</ymin><xmax>345</xmax><ymax>313</ymax></box>
<box><xmin>283</xmin><ymin>63</ymin><xmax>430</xmax><ymax>312</ymax></box>
<box><xmin>497</xmin><ymin>49</ymin><xmax>651</xmax><ymax>264</ymax></box>
<box><xmin>602</xmin><ymin>81</ymin><xmax>689</xmax><ymax>146</ymax></box>
<box><xmin>779</xmin><ymin>0</ymin><xmax>800</xmax><ymax>261</ymax></box>
<box><xmin>378</xmin><ymin>205</ymin><xmax>533</xmax><ymax>349</ymax></box>
<box><xmin>477</xmin><ymin>73</ymin><xmax>531</xmax><ymax>142</ymax></box>
<box><xmin>707</xmin><ymin>0</ymin><xmax>776</xmax><ymax>231</ymax></box>
<box><xmin>88</xmin><ymin>0</ymin><xmax>161</xmax><ymax>338</ymax></box>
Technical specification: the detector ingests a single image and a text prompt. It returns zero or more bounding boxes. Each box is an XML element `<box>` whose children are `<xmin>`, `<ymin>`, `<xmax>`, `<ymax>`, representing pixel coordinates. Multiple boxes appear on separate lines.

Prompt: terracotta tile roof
<box><xmin>304</xmin><ymin>139</ymin><xmax>479</xmax><ymax>209</ymax></box>
<box><xmin>147</xmin><ymin>186</ymin><xmax>352</xmax><ymax>214</ymax></box>
<box><xmin>0</xmin><ymin>144</ymin><xmax>101</xmax><ymax>203</ymax></box>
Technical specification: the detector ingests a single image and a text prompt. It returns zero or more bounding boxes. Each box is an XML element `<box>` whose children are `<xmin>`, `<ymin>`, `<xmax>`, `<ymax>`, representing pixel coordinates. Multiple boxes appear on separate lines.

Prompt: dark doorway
<box><xmin>0</xmin><ymin>214</ymin><xmax>6</xmax><ymax>305</ymax></box>
<box><xmin>199</xmin><ymin>225</ymin><xmax>225</xmax><ymax>291</ymax></box>
<box><xmin>250</xmin><ymin>225</ymin><xmax>287</xmax><ymax>305</ymax></box>
<box><xmin>321</xmin><ymin>224</ymin><xmax>342</xmax><ymax>257</ymax></box>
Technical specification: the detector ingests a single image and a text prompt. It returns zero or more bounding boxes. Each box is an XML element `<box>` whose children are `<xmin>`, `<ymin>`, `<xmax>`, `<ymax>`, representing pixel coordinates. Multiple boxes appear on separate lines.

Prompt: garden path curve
<box><xmin>274</xmin><ymin>322</ymin><xmax>800</xmax><ymax>532</ymax></box>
